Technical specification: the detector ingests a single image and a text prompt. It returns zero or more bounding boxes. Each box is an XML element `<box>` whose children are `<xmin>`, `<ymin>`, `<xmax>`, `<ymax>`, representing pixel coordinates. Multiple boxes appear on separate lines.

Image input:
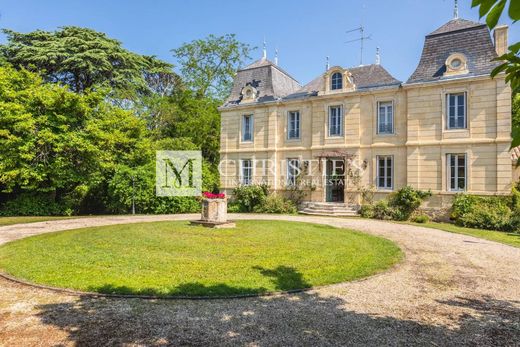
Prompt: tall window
<box><xmin>376</xmin><ymin>155</ymin><xmax>393</xmax><ymax>190</ymax></box>
<box><xmin>242</xmin><ymin>114</ymin><xmax>253</xmax><ymax>142</ymax></box>
<box><xmin>328</xmin><ymin>106</ymin><xmax>343</xmax><ymax>137</ymax></box>
<box><xmin>331</xmin><ymin>72</ymin><xmax>343</xmax><ymax>90</ymax></box>
<box><xmin>286</xmin><ymin>159</ymin><xmax>300</xmax><ymax>186</ymax></box>
<box><xmin>448</xmin><ymin>153</ymin><xmax>466</xmax><ymax>191</ymax></box>
<box><xmin>377</xmin><ymin>101</ymin><xmax>394</xmax><ymax>134</ymax></box>
<box><xmin>287</xmin><ymin>111</ymin><xmax>300</xmax><ymax>139</ymax></box>
<box><xmin>446</xmin><ymin>93</ymin><xmax>466</xmax><ymax>129</ymax></box>
<box><xmin>241</xmin><ymin>159</ymin><xmax>253</xmax><ymax>185</ymax></box>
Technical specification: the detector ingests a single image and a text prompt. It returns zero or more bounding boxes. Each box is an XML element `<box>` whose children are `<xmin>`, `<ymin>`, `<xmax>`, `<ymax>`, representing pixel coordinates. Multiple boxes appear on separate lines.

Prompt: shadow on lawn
<box><xmin>86</xmin><ymin>265</ymin><xmax>311</xmax><ymax>297</ymax></box>
<box><xmin>33</xmin><ymin>266</ymin><xmax>520</xmax><ymax>346</ymax></box>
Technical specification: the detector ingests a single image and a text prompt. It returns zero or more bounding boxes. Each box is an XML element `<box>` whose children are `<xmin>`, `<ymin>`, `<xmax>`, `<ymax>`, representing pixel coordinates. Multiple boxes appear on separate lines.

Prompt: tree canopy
<box><xmin>1</xmin><ymin>26</ymin><xmax>177</xmax><ymax>94</ymax></box>
<box><xmin>172</xmin><ymin>34</ymin><xmax>252</xmax><ymax>100</ymax></box>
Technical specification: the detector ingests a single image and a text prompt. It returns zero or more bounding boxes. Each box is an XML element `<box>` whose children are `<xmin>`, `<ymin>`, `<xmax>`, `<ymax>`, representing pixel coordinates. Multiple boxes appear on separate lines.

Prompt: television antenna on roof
<box><xmin>345</xmin><ymin>26</ymin><xmax>372</xmax><ymax>66</ymax></box>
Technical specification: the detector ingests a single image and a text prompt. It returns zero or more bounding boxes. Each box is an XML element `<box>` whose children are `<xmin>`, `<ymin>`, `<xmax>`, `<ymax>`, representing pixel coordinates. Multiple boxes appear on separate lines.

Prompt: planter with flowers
<box><xmin>190</xmin><ymin>192</ymin><xmax>235</xmax><ymax>228</ymax></box>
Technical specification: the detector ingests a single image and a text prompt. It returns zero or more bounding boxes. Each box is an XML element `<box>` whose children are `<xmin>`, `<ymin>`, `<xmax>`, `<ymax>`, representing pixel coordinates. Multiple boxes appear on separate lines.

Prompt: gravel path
<box><xmin>1</xmin><ymin>214</ymin><xmax>519</xmax><ymax>346</ymax></box>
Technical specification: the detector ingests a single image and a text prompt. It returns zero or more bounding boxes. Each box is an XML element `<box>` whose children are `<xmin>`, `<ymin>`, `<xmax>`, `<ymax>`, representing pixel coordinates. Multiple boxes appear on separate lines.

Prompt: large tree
<box><xmin>0</xmin><ymin>65</ymin><xmax>151</xmax><ymax>208</ymax></box>
<box><xmin>172</xmin><ymin>34</ymin><xmax>252</xmax><ymax>100</ymax></box>
<box><xmin>0</xmin><ymin>26</ymin><xmax>176</xmax><ymax>94</ymax></box>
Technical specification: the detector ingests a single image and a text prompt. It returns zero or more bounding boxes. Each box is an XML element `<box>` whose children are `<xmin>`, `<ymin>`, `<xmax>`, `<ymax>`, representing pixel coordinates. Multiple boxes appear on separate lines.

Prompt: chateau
<box><xmin>218</xmin><ymin>17</ymin><xmax>513</xmax><ymax>210</ymax></box>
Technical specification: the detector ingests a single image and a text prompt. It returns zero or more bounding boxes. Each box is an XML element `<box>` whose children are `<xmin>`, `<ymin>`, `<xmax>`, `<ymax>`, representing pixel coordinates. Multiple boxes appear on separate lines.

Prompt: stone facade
<box><xmin>219</xmin><ymin>18</ymin><xmax>513</xmax><ymax>208</ymax></box>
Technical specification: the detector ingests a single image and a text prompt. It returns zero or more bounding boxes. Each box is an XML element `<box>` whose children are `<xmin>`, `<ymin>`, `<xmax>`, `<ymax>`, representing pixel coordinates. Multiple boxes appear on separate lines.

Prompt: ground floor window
<box><xmin>241</xmin><ymin>159</ymin><xmax>253</xmax><ymax>185</ymax></box>
<box><xmin>287</xmin><ymin>159</ymin><xmax>300</xmax><ymax>186</ymax></box>
<box><xmin>448</xmin><ymin>153</ymin><xmax>466</xmax><ymax>191</ymax></box>
<box><xmin>376</xmin><ymin>155</ymin><xmax>393</xmax><ymax>190</ymax></box>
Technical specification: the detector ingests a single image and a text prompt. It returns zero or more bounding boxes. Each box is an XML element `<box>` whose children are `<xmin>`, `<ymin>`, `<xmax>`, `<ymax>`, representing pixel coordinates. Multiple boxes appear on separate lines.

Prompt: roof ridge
<box><xmin>428</xmin><ymin>18</ymin><xmax>485</xmax><ymax>37</ymax></box>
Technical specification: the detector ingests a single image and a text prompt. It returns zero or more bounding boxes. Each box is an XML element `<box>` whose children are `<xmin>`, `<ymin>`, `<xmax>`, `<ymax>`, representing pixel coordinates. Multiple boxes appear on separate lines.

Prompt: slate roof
<box><xmin>407</xmin><ymin>18</ymin><xmax>499</xmax><ymax>84</ymax></box>
<box><xmin>296</xmin><ymin>64</ymin><xmax>400</xmax><ymax>96</ymax></box>
<box><xmin>223</xmin><ymin>59</ymin><xmax>301</xmax><ymax>107</ymax></box>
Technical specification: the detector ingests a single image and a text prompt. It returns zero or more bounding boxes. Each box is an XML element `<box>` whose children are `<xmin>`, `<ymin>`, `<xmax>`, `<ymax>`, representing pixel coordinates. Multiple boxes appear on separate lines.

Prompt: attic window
<box><xmin>240</xmin><ymin>85</ymin><xmax>257</xmax><ymax>103</ymax></box>
<box><xmin>331</xmin><ymin>72</ymin><xmax>343</xmax><ymax>90</ymax></box>
<box><xmin>445</xmin><ymin>53</ymin><xmax>468</xmax><ymax>76</ymax></box>
<box><xmin>450</xmin><ymin>58</ymin><xmax>462</xmax><ymax>69</ymax></box>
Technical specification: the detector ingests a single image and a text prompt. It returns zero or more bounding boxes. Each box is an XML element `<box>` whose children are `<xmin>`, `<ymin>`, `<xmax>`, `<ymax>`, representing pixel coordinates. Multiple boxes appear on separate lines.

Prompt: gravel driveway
<box><xmin>0</xmin><ymin>214</ymin><xmax>519</xmax><ymax>346</ymax></box>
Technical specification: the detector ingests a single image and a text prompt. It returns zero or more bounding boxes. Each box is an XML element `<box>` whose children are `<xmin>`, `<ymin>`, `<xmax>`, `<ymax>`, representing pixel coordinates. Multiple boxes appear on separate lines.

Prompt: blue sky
<box><xmin>1</xmin><ymin>0</ymin><xmax>518</xmax><ymax>85</ymax></box>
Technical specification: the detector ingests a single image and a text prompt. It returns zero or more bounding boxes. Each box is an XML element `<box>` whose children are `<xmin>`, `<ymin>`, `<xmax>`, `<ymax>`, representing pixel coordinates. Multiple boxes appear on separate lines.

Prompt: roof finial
<box><xmin>326</xmin><ymin>56</ymin><xmax>330</xmax><ymax>71</ymax></box>
<box><xmin>375</xmin><ymin>47</ymin><xmax>381</xmax><ymax>65</ymax></box>
<box><xmin>274</xmin><ymin>48</ymin><xmax>278</xmax><ymax>65</ymax></box>
<box><xmin>454</xmin><ymin>0</ymin><xmax>459</xmax><ymax>19</ymax></box>
<box><xmin>262</xmin><ymin>38</ymin><xmax>267</xmax><ymax>60</ymax></box>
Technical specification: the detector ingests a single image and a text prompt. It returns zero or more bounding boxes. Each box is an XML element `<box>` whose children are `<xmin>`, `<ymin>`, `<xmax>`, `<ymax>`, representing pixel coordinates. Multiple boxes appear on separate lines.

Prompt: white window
<box><xmin>331</xmin><ymin>72</ymin><xmax>342</xmax><ymax>90</ymax></box>
<box><xmin>242</xmin><ymin>114</ymin><xmax>253</xmax><ymax>142</ymax></box>
<box><xmin>446</xmin><ymin>93</ymin><xmax>466</xmax><ymax>129</ymax></box>
<box><xmin>376</xmin><ymin>155</ymin><xmax>393</xmax><ymax>190</ymax></box>
<box><xmin>377</xmin><ymin>101</ymin><xmax>394</xmax><ymax>134</ymax></box>
<box><xmin>286</xmin><ymin>159</ymin><xmax>300</xmax><ymax>186</ymax></box>
<box><xmin>287</xmin><ymin>111</ymin><xmax>300</xmax><ymax>139</ymax></box>
<box><xmin>448</xmin><ymin>153</ymin><xmax>466</xmax><ymax>191</ymax></box>
<box><xmin>328</xmin><ymin>106</ymin><xmax>343</xmax><ymax>137</ymax></box>
<box><xmin>241</xmin><ymin>159</ymin><xmax>253</xmax><ymax>185</ymax></box>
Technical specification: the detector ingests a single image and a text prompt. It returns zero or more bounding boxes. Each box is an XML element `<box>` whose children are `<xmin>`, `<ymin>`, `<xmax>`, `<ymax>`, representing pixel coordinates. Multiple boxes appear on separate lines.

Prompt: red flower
<box><xmin>202</xmin><ymin>192</ymin><xmax>225</xmax><ymax>199</ymax></box>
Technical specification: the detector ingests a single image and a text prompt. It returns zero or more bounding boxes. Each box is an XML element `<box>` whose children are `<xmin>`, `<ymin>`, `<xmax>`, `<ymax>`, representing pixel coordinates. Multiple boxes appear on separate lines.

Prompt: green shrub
<box><xmin>107</xmin><ymin>164</ymin><xmax>200</xmax><ymax>214</ymax></box>
<box><xmin>360</xmin><ymin>186</ymin><xmax>431</xmax><ymax>221</ymax></box>
<box><xmin>253</xmin><ymin>195</ymin><xmax>297</xmax><ymax>214</ymax></box>
<box><xmin>457</xmin><ymin>204</ymin><xmax>512</xmax><ymax>231</ymax></box>
<box><xmin>373</xmin><ymin>200</ymin><xmax>395</xmax><ymax>220</ymax></box>
<box><xmin>412</xmin><ymin>214</ymin><xmax>430</xmax><ymax>224</ymax></box>
<box><xmin>359</xmin><ymin>204</ymin><xmax>375</xmax><ymax>218</ymax></box>
<box><xmin>389</xmin><ymin>186</ymin><xmax>432</xmax><ymax>220</ymax></box>
<box><xmin>0</xmin><ymin>193</ymin><xmax>70</xmax><ymax>216</ymax></box>
<box><xmin>231</xmin><ymin>184</ymin><xmax>269</xmax><ymax>212</ymax></box>
<box><xmin>227</xmin><ymin>203</ymin><xmax>242</xmax><ymax>213</ymax></box>
<box><xmin>451</xmin><ymin>193</ymin><xmax>517</xmax><ymax>232</ymax></box>
<box><xmin>451</xmin><ymin>193</ymin><xmax>478</xmax><ymax>220</ymax></box>
<box><xmin>512</xmin><ymin>186</ymin><xmax>520</xmax><ymax>212</ymax></box>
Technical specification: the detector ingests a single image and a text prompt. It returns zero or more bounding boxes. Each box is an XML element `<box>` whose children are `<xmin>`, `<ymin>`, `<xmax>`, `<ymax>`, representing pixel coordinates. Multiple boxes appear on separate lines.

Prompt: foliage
<box><xmin>412</xmin><ymin>214</ymin><xmax>430</xmax><ymax>224</ymax></box>
<box><xmin>458</xmin><ymin>204</ymin><xmax>512</xmax><ymax>231</ymax></box>
<box><xmin>471</xmin><ymin>0</ymin><xmax>519</xmax><ymax>29</ymax></box>
<box><xmin>0</xmin><ymin>65</ymin><xmax>155</xmax><ymax>214</ymax></box>
<box><xmin>0</xmin><ymin>193</ymin><xmax>71</xmax><ymax>216</ymax></box>
<box><xmin>231</xmin><ymin>184</ymin><xmax>269</xmax><ymax>212</ymax></box>
<box><xmin>0</xmin><ymin>220</ymin><xmax>402</xmax><ymax>297</ymax></box>
<box><xmin>253</xmin><ymin>195</ymin><xmax>297</xmax><ymax>214</ymax></box>
<box><xmin>172</xmin><ymin>34</ymin><xmax>252</xmax><ymax>99</ymax></box>
<box><xmin>106</xmin><ymin>164</ymin><xmax>200</xmax><ymax>214</ymax></box>
<box><xmin>157</xmin><ymin>90</ymin><xmax>221</xmax><ymax>163</ymax></box>
<box><xmin>451</xmin><ymin>193</ymin><xmax>518</xmax><ymax>232</ymax></box>
<box><xmin>388</xmin><ymin>186</ymin><xmax>432</xmax><ymax>221</ymax></box>
<box><xmin>0</xmin><ymin>28</ymin><xmax>257</xmax><ymax>216</ymax></box>
<box><xmin>360</xmin><ymin>186</ymin><xmax>431</xmax><ymax>221</ymax></box>
<box><xmin>0</xmin><ymin>27</ymin><xmax>176</xmax><ymax>95</ymax></box>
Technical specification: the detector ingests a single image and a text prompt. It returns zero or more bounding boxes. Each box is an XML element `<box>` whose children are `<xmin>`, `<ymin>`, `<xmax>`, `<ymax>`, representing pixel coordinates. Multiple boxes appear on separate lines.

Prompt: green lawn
<box><xmin>410</xmin><ymin>222</ymin><xmax>520</xmax><ymax>248</ymax></box>
<box><xmin>0</xmin><ymin>216</ymin><xmax>77</xmax><ymax>227</ymax></box>
<box><xmin>0</xmin><ymin>220</ymin><xmax>401</xmax><ymax>297</ymax></box>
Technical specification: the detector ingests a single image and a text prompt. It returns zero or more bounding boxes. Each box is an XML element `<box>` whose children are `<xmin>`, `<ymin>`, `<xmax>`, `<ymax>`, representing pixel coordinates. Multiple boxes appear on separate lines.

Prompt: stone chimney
<box><xmin>493</xmin><ymin>25</ymin><xmax>508</xmax><ymax>56</ymax></box>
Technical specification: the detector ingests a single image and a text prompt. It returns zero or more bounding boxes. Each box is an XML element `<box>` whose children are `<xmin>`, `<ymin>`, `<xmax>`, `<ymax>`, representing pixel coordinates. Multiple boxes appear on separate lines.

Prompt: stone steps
<box><xmin>299</xmin><ymin>202</ymin><xmax>359</xmax><ymax>217</ymax></box>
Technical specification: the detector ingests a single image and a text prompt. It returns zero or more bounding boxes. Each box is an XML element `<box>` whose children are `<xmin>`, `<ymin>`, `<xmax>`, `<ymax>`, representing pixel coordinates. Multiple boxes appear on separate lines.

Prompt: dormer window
<box><xmin>240</xmin><ymin>85</ymin><xmax>258</xmax><ymax>103</ymax></box>
<box><xmin>445</xmin><ymin>53</ymin><xmax>468</xmax><ymax>76</ymax></box>
<box><xmin>331</xmin><ymin>72</ymin><xmax>343</xmax><ymax>90</ymax></box>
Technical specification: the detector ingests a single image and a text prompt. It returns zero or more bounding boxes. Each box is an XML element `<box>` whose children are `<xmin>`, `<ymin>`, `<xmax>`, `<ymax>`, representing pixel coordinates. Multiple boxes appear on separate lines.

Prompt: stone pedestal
<box><xmin>190</xmin><ymin>198</ymin><xmax>235</xmax><ymax>228</ymax></box>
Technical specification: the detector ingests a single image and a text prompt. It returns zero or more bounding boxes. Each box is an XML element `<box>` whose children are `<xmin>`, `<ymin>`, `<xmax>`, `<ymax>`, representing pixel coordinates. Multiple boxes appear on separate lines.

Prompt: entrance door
<box><xmin>325</xmin><ymin>159</ymin><xmax>345</xmax><ymax>202</ymax></box>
